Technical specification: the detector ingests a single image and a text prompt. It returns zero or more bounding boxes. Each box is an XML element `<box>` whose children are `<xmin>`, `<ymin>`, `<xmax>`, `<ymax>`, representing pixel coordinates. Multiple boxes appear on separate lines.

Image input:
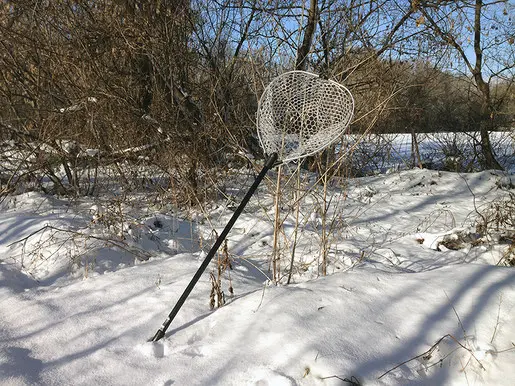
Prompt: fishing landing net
<box><xmin>151</xmin><ymin>71</ymin><xmax>354</xmax><ymax>342</ymax></box>
<box><xmin>257</xmin><ymin>70</ymin><xmax>354</xmax><ymax>163</ymax></box>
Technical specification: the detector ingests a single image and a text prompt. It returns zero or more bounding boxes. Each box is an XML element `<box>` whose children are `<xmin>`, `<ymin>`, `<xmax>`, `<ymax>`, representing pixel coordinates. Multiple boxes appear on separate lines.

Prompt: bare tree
<box><xmin>417</xmin><ymin>0</ymin><xmax>514</xmax><ymax>170</ymax></box>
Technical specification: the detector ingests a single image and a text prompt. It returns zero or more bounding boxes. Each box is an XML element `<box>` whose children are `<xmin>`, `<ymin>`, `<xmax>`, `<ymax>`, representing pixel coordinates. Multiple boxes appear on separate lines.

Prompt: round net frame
<box><xmin>257</xmin><ymin>71</ymin><xmax>354</xmax><ymax>163</ymax></box>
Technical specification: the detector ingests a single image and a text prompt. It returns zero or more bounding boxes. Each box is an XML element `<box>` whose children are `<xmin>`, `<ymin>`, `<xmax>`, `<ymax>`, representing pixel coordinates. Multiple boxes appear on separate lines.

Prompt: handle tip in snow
<box><xmin>151</xmin><ymin>329</ymin><xmax>165</xmax><ymax>342</ymax></box>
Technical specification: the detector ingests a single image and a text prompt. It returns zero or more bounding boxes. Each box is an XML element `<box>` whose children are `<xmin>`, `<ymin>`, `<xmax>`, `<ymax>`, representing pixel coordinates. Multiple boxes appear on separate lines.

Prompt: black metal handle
<box><xmin>151</xmin><ymin>153</ymin><xmax>278</xmax><ymax>342</ymax></box>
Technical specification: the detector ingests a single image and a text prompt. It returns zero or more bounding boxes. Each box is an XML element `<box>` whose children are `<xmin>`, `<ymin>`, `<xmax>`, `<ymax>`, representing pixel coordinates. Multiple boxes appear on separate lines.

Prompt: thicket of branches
<box><xmin>1</xmin><ymin>0</ymin><xmax>514</xmax><ymax>201</ymax></box>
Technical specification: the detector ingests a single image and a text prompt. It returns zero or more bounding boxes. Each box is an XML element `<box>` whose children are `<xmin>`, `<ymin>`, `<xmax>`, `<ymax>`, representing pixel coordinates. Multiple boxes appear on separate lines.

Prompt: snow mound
<box><xmin>1</xmin><ymin>168</ymin><xmax>514</xmax><ymax>385</ymax></box>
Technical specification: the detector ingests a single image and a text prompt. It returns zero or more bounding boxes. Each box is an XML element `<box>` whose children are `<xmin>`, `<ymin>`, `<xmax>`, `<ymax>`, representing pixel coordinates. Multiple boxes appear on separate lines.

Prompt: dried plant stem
<box><xmin>320</xmin><ymin>375</ymin><xmax>361</xmax><ymax>385</ymax></box>
<box><xmin>490</xmin><ymin>294</ymin><xmax>503</xmax><ymax>344</ymax></box>
<box><xmin>287</xmin><ymin>163</ymin><xmax>302</xmax><ymax>284</ymax></box>
<box><xmin>272</xmin><ymin>164</ymin><xmax>283</xmax><ymax>284</ymax></box>
<box><xmin>8</xmin><ymin>224</ymin><xmax>151</xmax><ymax>261</ymax></box>
<box><xmin>320</xmin><ymin>156</ymin><xmax>330</xmax><ymax>276</ymax></box>
<box><xmin>378</xmin><ymin>334</ymin><xmax>485</xmax><ymax>380</ymax></box>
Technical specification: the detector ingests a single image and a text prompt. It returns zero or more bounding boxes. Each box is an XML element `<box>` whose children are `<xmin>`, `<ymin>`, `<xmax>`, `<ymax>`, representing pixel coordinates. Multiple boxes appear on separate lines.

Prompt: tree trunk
<box><xmin>479</xmin><ymin>118</ymin><xmax>503</xmax><ymax>170</ymax></box>
<box><xmin>296</xmin><ymin>0</ymin><xmax>318</xmax><ymax>71</ymax></box>
<box><xmin>411</xmin><ymin>128</ymin><xmax>423</xmax><ymax>168</ymax></box>
<box><xmin>472</xmin><ymin>0</ymin><xmax>502</xmax><ymax>170</ymax></box>
<box><xmin>475</xmin><ymin>75</ymin><xmax>502</xmax><ymax>170</ymax></box>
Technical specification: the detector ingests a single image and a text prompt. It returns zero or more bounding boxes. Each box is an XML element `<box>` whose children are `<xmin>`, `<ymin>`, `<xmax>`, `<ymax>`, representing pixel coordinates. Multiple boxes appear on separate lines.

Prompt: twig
<box><xmin>459</xmin><ymin>356</ymin><xmax>470</xmax><ymax>384</ymax></box>
<box><xmin>378</xmin><ymin>334</ymin><xmax>448</xmax><ymax>379</ymax></box>
<box><xmin>490</xmin><ymin>293</ymin><xmax>503</xmax><ymax>344</ymax></box>
<box><xmin>320</xmin><ymin>375</ymin><xmax>361</xmax><ymax>385</ymax></box>
<box><xmin>378</xmin><ymin>334</ymin><xmax>485</xmax><ymax>380</ymax></box>
<box><xmin>444</xmin><ymin>290</ymin><xmax>467</xmax><ymax>341</ymax></box>
<box><xmin>495</xmin><ymin>342</ymin><xmax>515</xmax><ymax>354</ymax></box>
<box><xmin>8</xmin><ymin>224</ymin><xmax>151</xmax><ymax>261</ymax></box>
<box><xmin>236</xmin><ymin>257</ymin><xmax>272</xmax><ymax>282</ymax></box>
<box><xmin>459</xmin><ymin>172</ymin><xmax>487</xmax><ymax>233</ymax></box>
<box><xmin>253</xmin><ymin>281</ymin><xmax>269</xmax><ymax>313</ymax></box>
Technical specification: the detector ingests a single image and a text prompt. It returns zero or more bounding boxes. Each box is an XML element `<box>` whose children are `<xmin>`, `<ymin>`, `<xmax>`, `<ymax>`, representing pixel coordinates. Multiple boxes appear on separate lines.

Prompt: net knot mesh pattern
<box><xmin>257</xmin><ymin>71</ymin><xmax>354</xmax><ymax>163</ymax></box>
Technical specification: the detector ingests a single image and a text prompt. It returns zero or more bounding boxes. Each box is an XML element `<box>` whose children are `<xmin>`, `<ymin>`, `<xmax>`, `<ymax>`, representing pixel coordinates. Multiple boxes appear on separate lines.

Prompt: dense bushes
<box><xmin>1</xmin><ymin>1</ymin><xmax>513</xmax><ymax>202</ymax></box>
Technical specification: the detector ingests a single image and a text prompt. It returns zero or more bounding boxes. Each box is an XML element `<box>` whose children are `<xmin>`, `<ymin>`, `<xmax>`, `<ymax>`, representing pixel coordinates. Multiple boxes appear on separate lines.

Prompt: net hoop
<box><xmin>257</xmin><ymin>71</ymin><xmax>354</xmax><ymax>163</ymax></box>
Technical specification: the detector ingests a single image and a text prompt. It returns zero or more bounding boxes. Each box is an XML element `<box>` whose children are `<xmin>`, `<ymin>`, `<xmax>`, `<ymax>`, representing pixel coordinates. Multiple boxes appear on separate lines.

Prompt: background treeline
<box><xmin>1</xmin><ymin>0</ymin><xmax>514</xmax><ymax>200</ymax></box>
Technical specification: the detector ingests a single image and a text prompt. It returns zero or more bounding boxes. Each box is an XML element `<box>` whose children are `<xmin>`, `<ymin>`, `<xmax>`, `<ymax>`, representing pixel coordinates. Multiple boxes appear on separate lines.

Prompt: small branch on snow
<box><xmin>490</xmin><ymin>293</ymin><xmax>502</xmax><ymax>344</ymax></box>
<box><xmin>495</xmin><ymin>342</ymin><xmax>515</xmax><ymax>354</ymax></box>
<box><xmin>319</xmin><ymin>375</ymin><xmax>361</xmax><ymax>385</ymax></box>
<box><xmin>378</xmin><ymin>334</ymin><xmax>485</xmax><ymax>380</ymax></box>
<box><xmin>8</xmin><ymin>224</ymin><xmax>151</xmax><ymax>261</ymax></box>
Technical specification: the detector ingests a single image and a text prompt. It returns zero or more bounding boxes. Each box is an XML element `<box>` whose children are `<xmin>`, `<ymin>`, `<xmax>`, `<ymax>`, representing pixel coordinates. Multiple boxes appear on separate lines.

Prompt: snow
<box><xmin>1</xmin><ymin>168</ymin><xmax>514</xmax><ymax>385</ymax></box>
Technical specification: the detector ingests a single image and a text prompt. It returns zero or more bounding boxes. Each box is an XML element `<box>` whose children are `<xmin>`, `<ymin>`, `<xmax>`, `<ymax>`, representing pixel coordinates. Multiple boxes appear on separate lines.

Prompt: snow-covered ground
<box><xmin>1</xmin><ymin>167</ymin><xmax>514</xmax><ymax>385</ymax></box>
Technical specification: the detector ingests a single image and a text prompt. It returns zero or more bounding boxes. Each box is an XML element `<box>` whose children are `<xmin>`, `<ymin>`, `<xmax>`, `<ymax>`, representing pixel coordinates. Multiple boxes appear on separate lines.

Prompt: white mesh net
<box><xmin>257</xmin><ymin>71</ymin><xmax>354</xmax><ymax>163</ymax></box>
